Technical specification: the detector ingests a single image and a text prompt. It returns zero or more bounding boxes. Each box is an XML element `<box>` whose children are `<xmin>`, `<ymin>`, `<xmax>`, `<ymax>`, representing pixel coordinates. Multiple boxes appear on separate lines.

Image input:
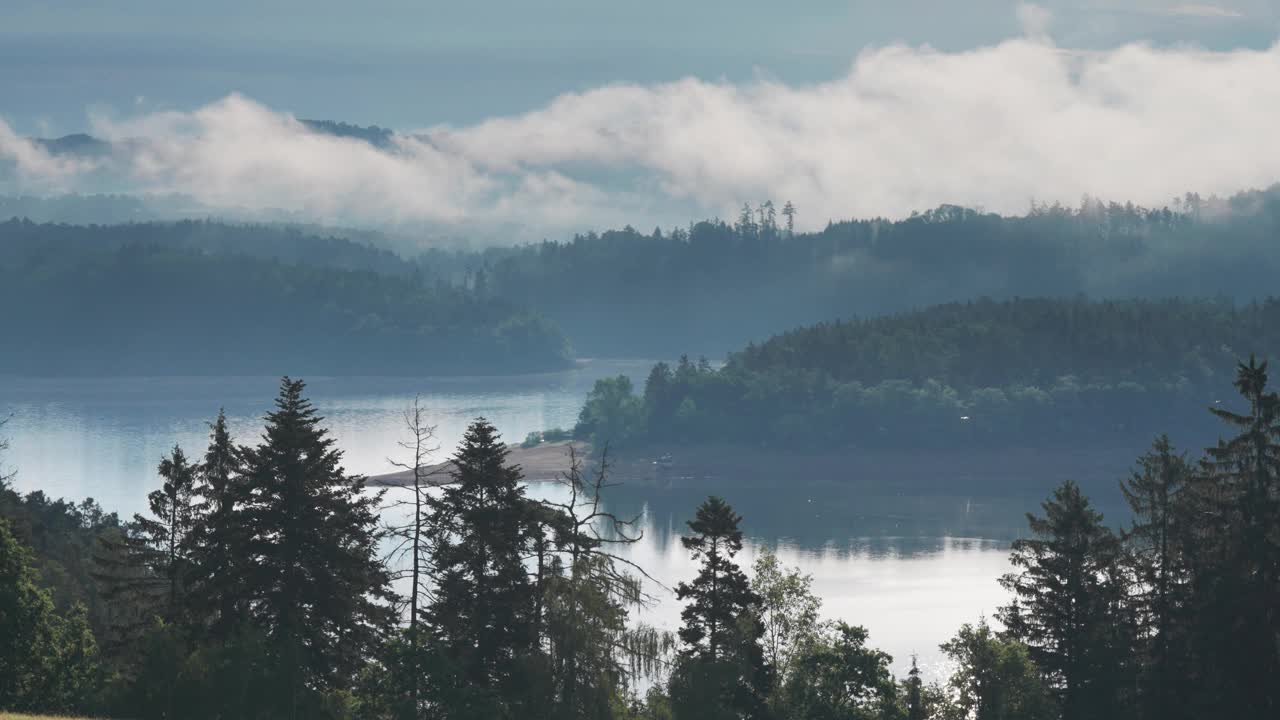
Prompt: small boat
<box><xmin>653</xmin><ymin>454</ymin><xmax>674</xmax><ymax>469</ymax></box>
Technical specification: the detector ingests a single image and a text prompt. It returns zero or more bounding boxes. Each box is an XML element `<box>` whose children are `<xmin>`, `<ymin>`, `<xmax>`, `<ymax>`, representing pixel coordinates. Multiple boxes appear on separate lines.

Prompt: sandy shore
<box><xmin>368</xmin><ymin>441</ymin><xmax>596</xmax><ymax>486</ymax></box>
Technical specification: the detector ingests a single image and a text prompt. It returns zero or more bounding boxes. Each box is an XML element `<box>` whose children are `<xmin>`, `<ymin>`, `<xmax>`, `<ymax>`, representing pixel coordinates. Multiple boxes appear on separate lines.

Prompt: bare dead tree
<box><xmin>537</xmin><ymin>445</ymin><xmax>677</xmax><ymax>704</ymax></box>
<box><xmin>382</xmin><ymin>396</ymin><xmax>441</xmax><ymax>715</ymax></box>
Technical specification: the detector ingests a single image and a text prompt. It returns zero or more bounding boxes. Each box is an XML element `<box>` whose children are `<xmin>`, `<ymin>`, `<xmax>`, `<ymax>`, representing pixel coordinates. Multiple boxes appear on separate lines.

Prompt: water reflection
<box><xmin>520</xmin><ymin>479</ymin><xmax>1015</xmax><ymax>680</ymax></box>
<box><xmin>0</xmin><ymin>362</ymin><xmax>649</xmax><ymax>513</ymax></box>
<box><xmin>2</xmin><ymin>367</ymin><xmax>1130</xmax><ymax>681</ymax></box>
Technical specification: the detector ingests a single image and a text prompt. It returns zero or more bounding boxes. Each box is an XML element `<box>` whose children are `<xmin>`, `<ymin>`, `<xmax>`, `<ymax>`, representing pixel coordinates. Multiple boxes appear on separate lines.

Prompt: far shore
<box><xmin>368</xmin><ymin>441</ymin><xmax>592</xmax><ymax>487</ymax></box>
<box><xmin>368</xmin><ymin>440</ymin><xmax>1142</xmax><ymax>494</ymax></box>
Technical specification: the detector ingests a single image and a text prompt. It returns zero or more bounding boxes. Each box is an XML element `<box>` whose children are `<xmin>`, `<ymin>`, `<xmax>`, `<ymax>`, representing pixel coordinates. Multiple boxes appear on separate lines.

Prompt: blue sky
<box><xmin>3</xmin><ymin>0</ymin><xmax>1276</xmax><ymax>134</ymax></box>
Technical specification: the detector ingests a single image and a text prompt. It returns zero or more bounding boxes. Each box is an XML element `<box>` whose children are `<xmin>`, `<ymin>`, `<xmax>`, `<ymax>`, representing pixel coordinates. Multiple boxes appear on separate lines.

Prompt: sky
<box><xmin>2</xmin><ymin>1</ymin><xmax>1279</xmax><ymax>238</ymax></box>
<box><xmin>4</xmin><ymin>0</ymin><xmax>1276</xmax><ymax>132</ymax></box>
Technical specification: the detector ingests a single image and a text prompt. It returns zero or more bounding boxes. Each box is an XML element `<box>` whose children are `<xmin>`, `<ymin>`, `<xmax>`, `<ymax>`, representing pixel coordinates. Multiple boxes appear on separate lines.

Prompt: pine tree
<box><xmin>188</xmin><ymin>409</ymin><xmax>245</xmax><ymax>638</ymax></box>
<box><xmin>670</xmin><ymin>496</ymin><xmax>770</xmax><ymax>720</ymax></box>
<box><xmin>422</xmin><ymin>417</ymin><xmax>541</xmax><ymax>719</ymax></box>
<box><xmin>998</xmin><ymin>481</ymin><xmax>1131</xmax><ymax>720</ymax></box>
<box><xmin>91</xmin><ymin>448</ymin><xmax>199</xmax><ymax>667</ymax></box>
<box><xmin>1120</xmin><ymin>436</ymin><xmax>1194</xmax><ymax>720</ymax></box>
<box><xmin>781</xmin><ymin>202</ymin><xmax>796</xmax><ymax>237</ymax></box>
<box><xmin>234</xmin><ymin>377</ymin><xmax>393</xmax><ymax>719</ymax></box>
<box><xmin>1193</xmin><ymin>355</ymin><xmax>1280</xmax><ymax>717</ymax></box>
<box><xmin>133</xmin><ymin>445</ymin><xmax>199</xmax><ymax>617</ymax></box>
<box><xmin>777</xmin><ymin>622</ymin><xmax>896</xmax><ymax>720</ymax></box>
<box><xmin>904</xmin><ymin>656</ymin><xmax>925</xmax><ymax>720</ymax></box>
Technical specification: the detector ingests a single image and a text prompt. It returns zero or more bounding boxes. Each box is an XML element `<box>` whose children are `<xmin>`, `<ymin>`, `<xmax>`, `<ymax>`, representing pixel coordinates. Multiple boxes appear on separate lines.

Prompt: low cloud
<box><xmin>3</xmin><ymin>30</ymin><xmax>1280</xmax><ymax>239</ymax></box>
<box><xmin>0</xmin><ymin>122</ymin><xmax>101</xmax><ymax>191</ymax></box>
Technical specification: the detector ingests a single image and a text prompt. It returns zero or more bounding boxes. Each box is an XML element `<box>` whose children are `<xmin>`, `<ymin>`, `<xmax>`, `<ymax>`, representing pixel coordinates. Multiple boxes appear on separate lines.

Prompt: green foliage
<box><xmin>938</xmin><ymin>620</ymin><xmax>1054</xmax><ymax>720</ymax></box>
<box><xmin>0</xmin><ymin>517</ymin><xmax>100</xmax><ymax>715</ymax></box>
<box><xmin>998</xmin><ymin>481</ymin><xmax>1134</xmax><ymax>720</ymax></box>
<box><xmin>8</xmin><ymin>354</ymin><xmax>1280</xmax><ymax>718</ymax></box>
<box><xmin>536</xmin><ymin>452</ymin><xmax>675</xmax><ymax>719</ymax></box>
<box><xmin>671</xmin><ymin>497</ymin><xmax>770</xmax><ymax>719</ymax></box>
<box><xmin>523</xmin><ymin>428</ymin><xmax>573</xmax><ymax>447</ymax></box>
<box><xmin>229</xmin><ymin>378</ymin><xmax>393</xmax><ymax>719</ymax></box>
<box><xmin>132</xmin><ymin>446</ymin><xmax>199</xmax><ymax>618</ymax></box>
<box><xmin>576</xmin><ymin>298</ymin><xmax>1277</xmax><ymax>450</ymax></box>
<box><xmin>1120</xmin><ymin>436</ymin><xmax>1195</xmax><ymax>720</ymax></box>
<box><xmin>778</xmin><ymin>623</ymin><xmax>898</xmax><ymax>720</ymax></box>
<box><xmin>751</xmin><ymin>550</ymin><xmax>821</xmax><ymax>692</ymax></box>
<box><xmin>421</xmin><ymin>418</ymin><xmax>542</xmax><ymax>718</ymax></box>
<box><xmin>576</xmin><ymin>376</ymin><xmax>645</xmax><ymax>447</ymax></box>
<box><xmin>901</xmin><ymin>658</ymin><xmax>925</xmax><ymax>720</ymax></box>
<box><xmin>1172</xmin><ymin>356</ymin><xmax>1280</xmax><ymax>718</ymax></box>
<box><xmin>186</xmin><ymin>410</ymin><xmax>247</xmax><ymax>640</ymax></box>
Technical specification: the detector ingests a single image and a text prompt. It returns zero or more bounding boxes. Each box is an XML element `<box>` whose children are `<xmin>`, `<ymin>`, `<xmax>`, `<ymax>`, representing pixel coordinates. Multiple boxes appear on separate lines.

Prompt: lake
<box><xmin>0</xmin><ymin>361</ymin><xmax>1132</xmax><ymax>681</ymax></box>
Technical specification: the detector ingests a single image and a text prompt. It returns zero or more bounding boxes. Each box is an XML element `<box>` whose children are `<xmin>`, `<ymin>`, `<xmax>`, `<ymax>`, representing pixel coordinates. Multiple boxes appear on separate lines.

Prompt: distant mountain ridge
<box><xmin>24</xmin><ymin>119</ymin><xmax>398</xmax><ymax>158</ymax></box>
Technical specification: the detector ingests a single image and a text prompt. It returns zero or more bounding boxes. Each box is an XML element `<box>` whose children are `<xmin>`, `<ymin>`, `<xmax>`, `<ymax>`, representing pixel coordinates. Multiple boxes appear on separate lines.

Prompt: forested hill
<box><xmin>734</xmin><ymin>297</ymin><xmax>1278</xmax><ymax>389</ymax></box>
<box><xmin>0</xmin><ymin>221</ymin><xmax>570</xmax><ymax>376</ymax></box>
<box><xmin>9</xmin><ymin>185</ymin><xmax>1280</xmax><ymax>362</ymax></box>
<box><xmin>481</xmin><ymin>189</ymin><xmax>1280</xmax><ymax>357</ymax></box>
<box><xmin>0</xmin><ymin>218</ymin><xmax>414</xmax><ymax>276</ymax></box>
<box><xmin>573</xmin><ymin>297</ymin><xmax>1280</xmax><ymax>451</ymax></box>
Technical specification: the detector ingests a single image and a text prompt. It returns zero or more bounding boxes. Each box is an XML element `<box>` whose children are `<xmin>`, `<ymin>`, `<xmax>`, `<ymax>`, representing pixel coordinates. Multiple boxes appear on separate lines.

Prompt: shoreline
<box><xmin>367</xmin><ymin>440</ymin><xmax>1143</xmax><ymax>495</ymax></box>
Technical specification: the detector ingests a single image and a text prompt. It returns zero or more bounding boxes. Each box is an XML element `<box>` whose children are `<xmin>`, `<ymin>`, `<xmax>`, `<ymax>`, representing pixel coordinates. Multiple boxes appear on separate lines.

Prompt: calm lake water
<box><xmin>0</xmin><ymin>361</ymin><xmax>1090</xmax><ymax>680</ymax></box>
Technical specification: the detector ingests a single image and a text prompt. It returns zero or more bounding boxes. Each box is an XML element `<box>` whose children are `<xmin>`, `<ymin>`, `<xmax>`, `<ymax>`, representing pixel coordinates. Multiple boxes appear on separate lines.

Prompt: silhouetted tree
<box><xmin>234</xmin><ymin>377</ymin><xmax>393</xmax><ymax>720</ymax></box>
<box><xmin>1194</xmin><ymin>355</ymin><xmax>1280</xmax><ymax>717</ymax></box>
<box><xmin>421</xmin><ymin>418</ymin><xmax>542</xmax><ymax>719</ymax></box>
<box><xmin>999</xmin><ymin>481</ymin><xmax>1132</xmax><ymax>720</ymax></box>
<box><xmin>1120</xmin><ymin>436</ymin><xmax>1194</xmax><ymax>720</ymax></box>
<box><xmin>670</xmin><ymin>496</ymin><xmax>770</xmax><ymax>719</ymax></box>
<box><xmin>188</xmin><ymin>410</ymin><xmax>246</xmax><ymax>639</ymax></box>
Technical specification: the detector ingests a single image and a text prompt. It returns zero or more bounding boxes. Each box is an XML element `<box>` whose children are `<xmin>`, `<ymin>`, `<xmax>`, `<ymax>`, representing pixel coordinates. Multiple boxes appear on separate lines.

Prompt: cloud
<box><xmin>0</xmin><ymin>121</ymin><xmax>101</xmax><ymax>190</ymax></box>
<box><xmin>3</xmin><ymin>30</ymin><xmax>1280</xmax><ymax>239</ymax></box>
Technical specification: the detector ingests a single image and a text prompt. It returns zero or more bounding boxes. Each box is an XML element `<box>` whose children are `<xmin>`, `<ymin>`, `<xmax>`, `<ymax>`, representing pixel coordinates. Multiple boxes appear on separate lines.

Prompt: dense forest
<box><xmin>470</xmin><ymin>188</ymin><xmax>1280</xmax><ymax>356</ymax></box>
<box><xmin>2</xmin><ymin>359</ymin><xmax>1278</xmax><ymax>719</ymax></box>
<box><xmin>0</xmin><ymin>219</ymin><xmax>570</xmax><ymax>375</ymax></box>
<box><xmin>7</xmin><ymin>166</ymin><xmax>1280</xmax><ymax>355</ymax></box>
<box><xmin>573</xmin><ymin>298</ymin><xmax>1280</xmax><ymax>450</ymax></box>
<box><xmin>6</xmin><ymin>183</ymin><xmax>1280</xmax><ymax>362</ymax></box>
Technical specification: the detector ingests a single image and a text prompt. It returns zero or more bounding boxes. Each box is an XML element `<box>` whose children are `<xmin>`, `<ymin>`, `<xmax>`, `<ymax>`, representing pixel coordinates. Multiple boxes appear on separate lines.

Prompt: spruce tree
<box><xmin>904</xmin><ymin>656</ymin><xmax>925</xmax><ymax>720</ymax></box>
<box><xmin>1194</xmin><ymin>355</ymin><xmax>1280</xmax><ymax>717</ymax></box>
<box><xmin>670</xmin><ymin>496</ymin><xmax>770</xmax><ymax>720</ymax></box>
<box><xmin>998</xmin><ymin>481</ymin><xmax>1131</xmax><ymax>720</ymax></box>
<box><xmin>234</xmin><ymin>377</ymin><xmax>392</xmax><ymax>719</ymax></box>
<box><xmin>1120</xmin><ymin>436</ymin><xmax>1194</xmax><ymax>720</ymax></box>
<box><xmin>188</xmin><ymin>409</ymin><xmax>245</xmax><ymax>638</ymax></box>
<box><xmin>92</xmin><ymin>447</ymin><xmax>199</xmax><ymax>666</ymax></box>
<box><xmin>134</xmin><ymin>445</ymin><xmax>199</xmax><ymax>617</ymax></box>
<box><xmin>421</xmin><ymin>417</ymin><xmax>541</xmax><ymax>719</ymax></box>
